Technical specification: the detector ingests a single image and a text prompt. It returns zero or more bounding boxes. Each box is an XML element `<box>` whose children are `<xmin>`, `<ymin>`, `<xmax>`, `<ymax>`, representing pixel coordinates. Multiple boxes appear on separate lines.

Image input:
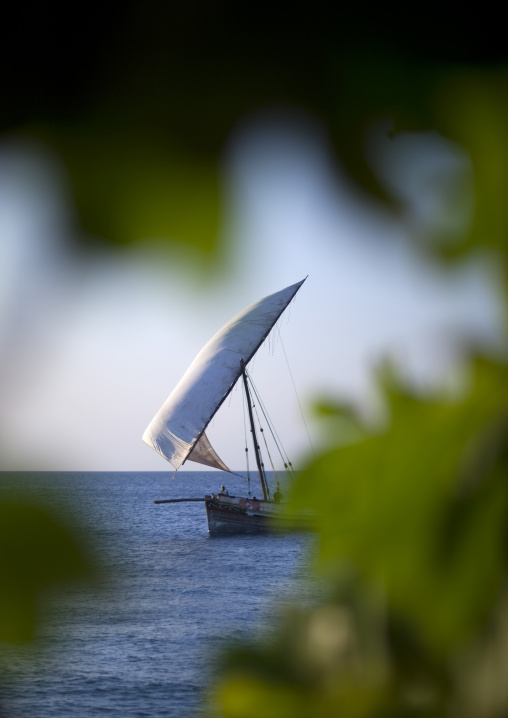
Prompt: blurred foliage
<box><xmin>209</xmin><ymin>358</ymin><xmax>508</xmax><ymax>718</ymax></box>
<box><xmin>0</xmin><ymin>494</ymin><xmax>91</xmax><ymax>644</ymax></box>
<box><xmin>1</xmin><ymin>2</ymin><xmax>508</xmax><ymax>263</ymax></box>
<box><xmin>22</xmin><ymin>122</ymin><xmax>221</xmax><ymax>256</ymax></box>
<box><xmin>295</xmin><ymin>358</ymin><xmax>508</xmax><ymax>655</ymax></box>
<box><xmin>2</xmin><ymin>2</ymin><xmax>508</xmax><ymax>717</ymax></box>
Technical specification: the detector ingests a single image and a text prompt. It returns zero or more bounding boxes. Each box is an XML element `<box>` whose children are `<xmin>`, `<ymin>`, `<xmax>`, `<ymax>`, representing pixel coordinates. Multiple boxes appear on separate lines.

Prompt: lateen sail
<box><xmin>142</xmin><ymin>279</ymin><xmax>306</xmax><ymax>471</ymax></box>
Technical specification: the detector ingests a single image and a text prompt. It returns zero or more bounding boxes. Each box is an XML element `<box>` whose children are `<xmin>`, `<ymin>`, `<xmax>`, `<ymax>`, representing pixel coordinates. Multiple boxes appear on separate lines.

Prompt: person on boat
<box><xmin>219</xmin><ymin>485</ymin><xmax>229</xmax><ymax>496</ymax></box>
<box><xmin>273</xmin><ymin>487</ymin><xmax>283</xmax><ymax>503</ymax></box>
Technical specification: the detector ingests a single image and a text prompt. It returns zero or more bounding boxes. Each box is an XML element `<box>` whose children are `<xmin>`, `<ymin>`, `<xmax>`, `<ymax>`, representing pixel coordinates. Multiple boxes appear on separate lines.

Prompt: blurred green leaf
<box><xmin>23</xmin><ymin>123</ymin><xmax>221</xmax><ymax>256</ymax></box>
<box><xmin>294</xmin><ymin>361</ymin><xmax>508</xmax><ymax>650</ymax></box>
<box><xmin>292</xmin><ymin>358</ymin><xmax>508</xmax><ymax>655</ymax></box>
<box><xmin>312</xmin><ymin>398</ymin><xmax>367</xmax><ymax>449</ymax></box>
<box><xmin>2</xmin><ymin>5</ymin><xmax>508</xmax><ymax>275</ymax></box>
<box><xmin>435</xmin><ymin>67</ymin><xmax>508</xmax><ymax>261</ymax></box>
<box><xmin>211</xmin><ymin>357</ymin><xmax>508</xmax><ymax>717</ymax></box>
<box><xmin>0</xmin><ymin>499</ymin><xmax>91</xmax><ymax>643</ymax></box>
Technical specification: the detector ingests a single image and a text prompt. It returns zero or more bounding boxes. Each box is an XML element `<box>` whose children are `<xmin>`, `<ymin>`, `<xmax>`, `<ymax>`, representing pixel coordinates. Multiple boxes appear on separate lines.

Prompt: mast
<box><xmin>240</xmin><ymin>359</ymin><xmax>268</xmax><ymax>501</ymax></box>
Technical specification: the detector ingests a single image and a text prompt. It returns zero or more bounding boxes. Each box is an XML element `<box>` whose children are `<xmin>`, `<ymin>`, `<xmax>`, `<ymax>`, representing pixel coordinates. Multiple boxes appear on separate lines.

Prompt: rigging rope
<box><xmin>276</xmin><ymin>326</ymin><xmax>316</xmax><ymax>458</ymax></box>
<box><xmin>155</xmin><ymin>468</ymin><xmax>178</xmax><ymax>501</ymax></box>
<box><xmin>246</xmin><ymin>369</ymin><xmax>296</xmax><ymax>477</ymax></box>
<box><xmin>259</xmin><ymin>426</ymin><xmax>280</xmax><ymax>490</ymax></box>
<box><xmin>247</xmin><ymin>367</ymin><xmax>279</xmax><ymax>484</ymax></box>
<box><xmin>154</xmin><ymin>464</ymin><xmax>245</xmax><ymax>502</ymax></box>
<box><xmin>247</xmin><ymin>390</ymin><xmax>271</xmax><ymax>500</ymax></box>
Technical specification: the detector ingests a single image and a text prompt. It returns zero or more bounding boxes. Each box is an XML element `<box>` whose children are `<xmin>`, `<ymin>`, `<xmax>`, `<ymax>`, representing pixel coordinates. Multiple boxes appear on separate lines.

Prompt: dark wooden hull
<box><xmin>205</xmin><ymin>497</ymin><xmax>311</xmax><ymax>536</ymax></box>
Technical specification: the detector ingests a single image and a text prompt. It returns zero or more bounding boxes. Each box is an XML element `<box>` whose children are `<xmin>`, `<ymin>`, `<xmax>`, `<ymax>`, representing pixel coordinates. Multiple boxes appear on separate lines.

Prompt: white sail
<box><xmin>142</xmin><ymin>279</ymin><xmax>306</xmax><ymax>471</ymax></box>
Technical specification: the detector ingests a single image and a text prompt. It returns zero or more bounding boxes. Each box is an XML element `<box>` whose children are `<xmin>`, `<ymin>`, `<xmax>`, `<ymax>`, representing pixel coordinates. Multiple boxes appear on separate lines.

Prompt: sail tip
<box><xmin>292</xmin><ymin>276</ymin><xmax>308</xmax><ymax>293</ymax></box>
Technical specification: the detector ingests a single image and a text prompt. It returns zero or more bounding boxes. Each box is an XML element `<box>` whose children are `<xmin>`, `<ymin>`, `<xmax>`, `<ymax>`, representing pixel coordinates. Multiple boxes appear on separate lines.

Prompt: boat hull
<box><xmin>204</xmin><ymin>495</ymin><xmax>311</xmax><ymax>536</ymax></box>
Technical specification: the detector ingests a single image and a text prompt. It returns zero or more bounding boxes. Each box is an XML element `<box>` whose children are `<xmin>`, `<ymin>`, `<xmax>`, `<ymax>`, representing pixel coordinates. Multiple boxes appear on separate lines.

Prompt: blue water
<box><xmin>0</xmin><ymin>472</ymin><xmax>313</xmax><ymax>717</ymax></box>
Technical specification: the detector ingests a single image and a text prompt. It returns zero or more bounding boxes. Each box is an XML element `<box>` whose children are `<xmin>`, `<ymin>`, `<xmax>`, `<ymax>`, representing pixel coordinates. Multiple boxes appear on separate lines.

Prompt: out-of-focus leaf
<box><xmin>291</xmin><ymin>357</ymin><xmax>508</xmax><ymax>655</ymax></box>
<box><xmin>3</xmin><ymin>3</ymin><xmax>508</xmax><ymax>266</ymax></box>
<box><xmin>312</xmin><ymin>398</ymin><xmax>367</xmax><ymax>448</ymax></box>
<box><xmin>207</xmin><ymin>586</ymin><xmax>446</xmax><ymax>717</ymax></box>
<box><xmin>210</xmin><ymin>357</ymin><xmax>508</xmax><ymax>718</ymax></box>
<box><xmin>0</xmin><ymin>499</ymin><xmax>91</xmax><ymax>643</ymax></box>
<box><xmin>22</xmin><ymin>124</ymin><xmax>221</xmax><ymax>257</ymax></box>
<box><xmin>435</xmin><ymin>67</ymin><xmax>508</xmax><ymax>262</ymax></box>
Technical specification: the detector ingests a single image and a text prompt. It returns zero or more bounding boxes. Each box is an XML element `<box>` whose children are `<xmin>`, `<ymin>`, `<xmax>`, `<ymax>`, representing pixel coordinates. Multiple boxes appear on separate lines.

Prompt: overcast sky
<box><xmin>0</xmin><ymin>115</ymin><xmax>503</xmax><ymax>473</ymax></box>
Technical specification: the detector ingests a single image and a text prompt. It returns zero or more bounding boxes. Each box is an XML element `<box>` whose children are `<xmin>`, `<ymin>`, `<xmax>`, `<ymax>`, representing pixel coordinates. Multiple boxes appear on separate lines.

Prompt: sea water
<box><xmin>0</xmin><ymin>472</ymin><xmax>314</xmax><ymax>717</ymax></box>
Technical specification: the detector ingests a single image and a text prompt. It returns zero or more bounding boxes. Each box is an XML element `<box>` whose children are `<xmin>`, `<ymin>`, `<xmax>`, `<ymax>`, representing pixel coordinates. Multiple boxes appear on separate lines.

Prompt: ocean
<box><xmin>0</xmin><ymin>471</ymin><xmax>314</xmax><ymax>717</ymax></box>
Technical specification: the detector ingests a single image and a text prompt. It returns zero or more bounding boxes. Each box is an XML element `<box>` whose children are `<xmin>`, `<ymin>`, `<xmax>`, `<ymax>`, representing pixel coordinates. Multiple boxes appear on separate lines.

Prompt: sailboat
<box><xmin>142</xmin><ymin>278</ymin><xmax>310</xmax><ymax>535</ymax></box>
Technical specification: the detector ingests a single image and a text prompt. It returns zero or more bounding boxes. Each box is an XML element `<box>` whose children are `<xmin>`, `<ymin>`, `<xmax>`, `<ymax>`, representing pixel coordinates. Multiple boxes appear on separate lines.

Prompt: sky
<box><xmin>0</xmin><ymin>114</ymin><xmax>504</xmax><ymax>473</ymax></box>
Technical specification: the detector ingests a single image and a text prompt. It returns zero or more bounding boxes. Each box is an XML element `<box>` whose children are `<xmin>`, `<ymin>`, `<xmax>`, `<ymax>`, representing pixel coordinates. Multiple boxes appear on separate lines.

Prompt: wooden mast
<box><xmin>240</xmin><ymin>359</ymin><xmax>268</xmax><ymax>501</ymax></box>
